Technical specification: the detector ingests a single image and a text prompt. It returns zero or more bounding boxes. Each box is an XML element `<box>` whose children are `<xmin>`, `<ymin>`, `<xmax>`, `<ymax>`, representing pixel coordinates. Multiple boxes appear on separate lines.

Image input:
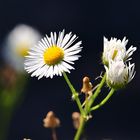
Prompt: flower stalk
<box><xmin>91</xmin><ymin>88</ymin><xmax>115</xmax><ymax>111</ymax></box>
<box><xmin>52</xmin><ymin>128</ymin><xmax>57</xmax><ymax>140</ymax></box>
<box><xmin>64</xmin><ymin>72</ymin><xmax>113</xmax><ymax>140</ymax></box>
<box><xmin>63</xmin><ymin>72</ymin><xmax>84</xmax><ymax>115</ymax></box>
<box><xmin>74</xmin><ymin>116</ymin><xmax>86</xmax><ymax>140</ymax></box>
<box><xmin>87</xmin><ymin>73</ymin><xmax>106</xmax><ymax>112</ymax></box>
<box><xmin>0</xmin><ymin>75</ymin><xmax>27</xmax><ymax>140</ymax></box>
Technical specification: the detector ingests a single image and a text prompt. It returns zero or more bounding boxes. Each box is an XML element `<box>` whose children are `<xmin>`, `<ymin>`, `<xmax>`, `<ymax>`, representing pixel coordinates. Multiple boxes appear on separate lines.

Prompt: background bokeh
<box><xmin>0</xmin><ymin>0</ymin><xmax>140</xmax><ymax>140</ymax></box>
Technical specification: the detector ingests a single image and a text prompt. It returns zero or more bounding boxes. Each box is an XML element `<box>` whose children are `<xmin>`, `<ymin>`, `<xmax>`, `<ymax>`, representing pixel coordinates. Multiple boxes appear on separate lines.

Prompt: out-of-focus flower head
<box><xmin>43</xmin><ymin>111</ymin><xmax>60</xmax><ymax>128</ymax></box>
<box><xmin>3</xmin><ymin>24</ymin><xmax>41</xmax><ymax>73</ymax></box>
<box><xmin>103</xmin><ymin>37</ymin><xmax>137</xmax><ymax>66</ymax></box>
<box><xmin>72</xmin><ymin>112</ymin><xmax>81</xmax><ymax>129</ymax></box>
<box><xmin>105</xmin><ymin>60</ymin><xmax>136</xmax><ymax>90</ymax></box>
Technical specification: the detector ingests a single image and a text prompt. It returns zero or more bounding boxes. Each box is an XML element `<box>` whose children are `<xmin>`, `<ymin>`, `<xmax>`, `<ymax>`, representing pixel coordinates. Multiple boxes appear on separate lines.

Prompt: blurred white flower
<box><xmin>3</xmin><ymin>24</ymin><xmax>41</xmax><ymax>72</ymax></box>
<box><xmin>24</xmin><ymin>30</ymin><xmax>82</xmax><ymax>79</ymax></box>
<box><xmin>103</xmin><ymin>37</ymin><xmax>137</xmax><ymax>65</ymax></box>
<box><xmin>105</xmin><ymin>60</ymin><xmax>135</xmax><ymax>89</ymax></box>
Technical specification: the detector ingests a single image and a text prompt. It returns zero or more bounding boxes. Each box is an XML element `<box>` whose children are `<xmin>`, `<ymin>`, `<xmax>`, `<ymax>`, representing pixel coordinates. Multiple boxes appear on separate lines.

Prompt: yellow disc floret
<box><xmin>16</xmin><ymin>42</ymin><xmax>29</xmax><ymax>57</ymax></box>
<box><xmin>43</xmin><ymin>46</ymin><xmax>64</xmax><ymax>65</ymax></box>
<box><xmin>112</xmin><ymin>49</ymin><xmax>118</xmax><ymax>60</ymax></box>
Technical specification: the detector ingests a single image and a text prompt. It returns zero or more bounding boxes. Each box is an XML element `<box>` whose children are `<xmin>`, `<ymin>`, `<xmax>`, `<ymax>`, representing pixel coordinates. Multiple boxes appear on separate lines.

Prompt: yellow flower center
<box><xmin>43</xmin><ymin>46</ymin><xmax>64</xmax><ymax>65</ymax></box>
<box><xmin>112</xmin><ymin>49</ymin><xmax>118</xmax><ymax>60</ymax></box>
<box><xmin>16</xmin><ymin>42</ymin><xmax>29</xmax><ymax>57</ymax></box>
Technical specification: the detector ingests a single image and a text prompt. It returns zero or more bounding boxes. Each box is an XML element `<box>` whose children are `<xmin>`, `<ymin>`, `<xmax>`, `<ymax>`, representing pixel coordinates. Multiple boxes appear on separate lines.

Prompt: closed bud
<box><xmin>81</xmin><ymin>76</ymin><xmax>93</xmax><ymax>95</ymax></box>
<box><xmin>105</xmin><ymin>60</ymin><xmax>135</xmax><ymax>90</ymax></box>
<box><xmin>43</xmin><ymin>111</ymin><xmax>60</xmax><ymax>128</ymax></box>
<box><xmin>72</xmin><ymin>112</ymin><xmax>81</xmax><ymax>129</ymax></box>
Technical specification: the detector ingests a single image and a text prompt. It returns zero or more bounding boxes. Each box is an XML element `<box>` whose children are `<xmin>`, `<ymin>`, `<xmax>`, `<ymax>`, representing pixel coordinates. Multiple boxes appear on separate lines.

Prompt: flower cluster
<box><xmin>23</xmin><ymin>31</ymin><xmax>137</xmax><ymax>140</ymax></box>
<box><xmin>24</xmin><ymin>32</ymin><xmax>137</xmax><ymax>89</ymax></box>
<box><xmin>103</xmin><ymin>37</ymin><xmax>136</xmax><ymax>89</ymax></box>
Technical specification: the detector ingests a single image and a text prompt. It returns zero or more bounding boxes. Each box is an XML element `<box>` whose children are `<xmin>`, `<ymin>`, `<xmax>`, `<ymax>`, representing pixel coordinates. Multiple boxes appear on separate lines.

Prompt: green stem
<box><xmin>63</xmin><ymin>72</ymin><xmax>84</xmax><ymax>115</ymax></box>
<box><xmin>0</xmin><ymin>106</ymin><xmax>14</xmax><ymax>140</ymax></box>
<box><xmin>74</xmin><ymin>116</ymin><xmax>86</xmax><ymax>140</ymax></box>
<box><xmin>52</xmin><ymin>128</ymin><xmax>57</xmax><ymax>140</ymax></box>
<box><xmin>0</xmin><ymin>75</ymin><xmax>27</xmax><ymax>140</ymax></box>
<box><xmin>87</xmin><ymin>73</ymin><xmax>106</xmax><ymax>112</ymax></box>
<box><xmin>91</xmin><ymin>88</ymin><xmax>115</xmax><ymax>111</ymax></box>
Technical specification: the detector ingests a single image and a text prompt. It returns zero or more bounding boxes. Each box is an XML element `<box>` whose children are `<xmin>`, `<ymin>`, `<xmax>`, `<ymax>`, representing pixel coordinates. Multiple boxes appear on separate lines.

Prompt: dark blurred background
<box><xmin>0</xmin><ymin>0</ymin><xmax>140</xmax><ymax>140</ymax></box>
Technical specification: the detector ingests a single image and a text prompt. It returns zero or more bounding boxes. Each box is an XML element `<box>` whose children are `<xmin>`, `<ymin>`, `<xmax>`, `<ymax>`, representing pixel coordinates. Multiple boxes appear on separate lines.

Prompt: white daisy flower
<box><xmin>3</xmin><ymin>24</ymin><xmax>41</xmax><ymax>72</ymax></box>
<box><xmin>102</xmin><ymin>37</ymin><xmax>137</xmax><ymax>65</ymax></box>
<box><xmin>24</xmin><ymin>30</ymin><xmax>82</xmax><ymax>79</ymax></box>
<box><xmin>105</xmin><ymin>60</ymin><xmax>136</xmax><ymax>89</ymax></box>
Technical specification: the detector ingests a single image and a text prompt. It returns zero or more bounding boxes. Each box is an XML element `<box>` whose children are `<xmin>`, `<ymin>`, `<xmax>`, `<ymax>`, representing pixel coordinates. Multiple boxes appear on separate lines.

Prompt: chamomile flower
<box><xmin>102</xmin><ymin>37</ymin><xmax>137</xmax><ymax>65</ymax></box>
<box><xmin>3</xmin><ymin>24</ymin><xmax>41</xmax><ymax>72</ymax></box>
<box><xmin>105</xmin><ymin>60</ymin><xmax>136</xmax><ymax>89</ymax></box>
<box><xmin>24</xmin><ymin>30</ymin><xmax>82</xmax><ymax>79</ymax></box>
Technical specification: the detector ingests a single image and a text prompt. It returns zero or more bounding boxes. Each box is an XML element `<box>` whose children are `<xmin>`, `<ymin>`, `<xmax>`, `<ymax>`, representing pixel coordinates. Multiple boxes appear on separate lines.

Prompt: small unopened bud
<box><xmin>72</xmin><ymin>112</ymin><xmax>81</xmax><ymax>129</ymax></box>
<box><xmin>43</xmin><ymin>111</ymin><xmax>60</xmax><ymax>128</ymax></box>
<box><xmin>81</xmin><ymin>76</ymin><xmax>93</xmax><ymax>95</ymax></box>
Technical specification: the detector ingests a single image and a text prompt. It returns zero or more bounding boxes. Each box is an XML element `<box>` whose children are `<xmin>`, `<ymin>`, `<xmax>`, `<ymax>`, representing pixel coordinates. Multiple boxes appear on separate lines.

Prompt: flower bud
<box><xmin>72</xmin><ymin>112</ymin><xmax>81</xmax><ymax>129</ymax></box>
<box><xmin>81</xmin><ymin>76</ymin><xmax>93</xmax><ymax>95</ymax></box>
<box><xmin>105</xmin><ymin>60</ymin><xmax>135</xmax><ymax>90</ymax></box>
<box><xmin>43</xmin><ymin>111</ymin><xmax>60</xmax><ymax>128</ymax></box>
